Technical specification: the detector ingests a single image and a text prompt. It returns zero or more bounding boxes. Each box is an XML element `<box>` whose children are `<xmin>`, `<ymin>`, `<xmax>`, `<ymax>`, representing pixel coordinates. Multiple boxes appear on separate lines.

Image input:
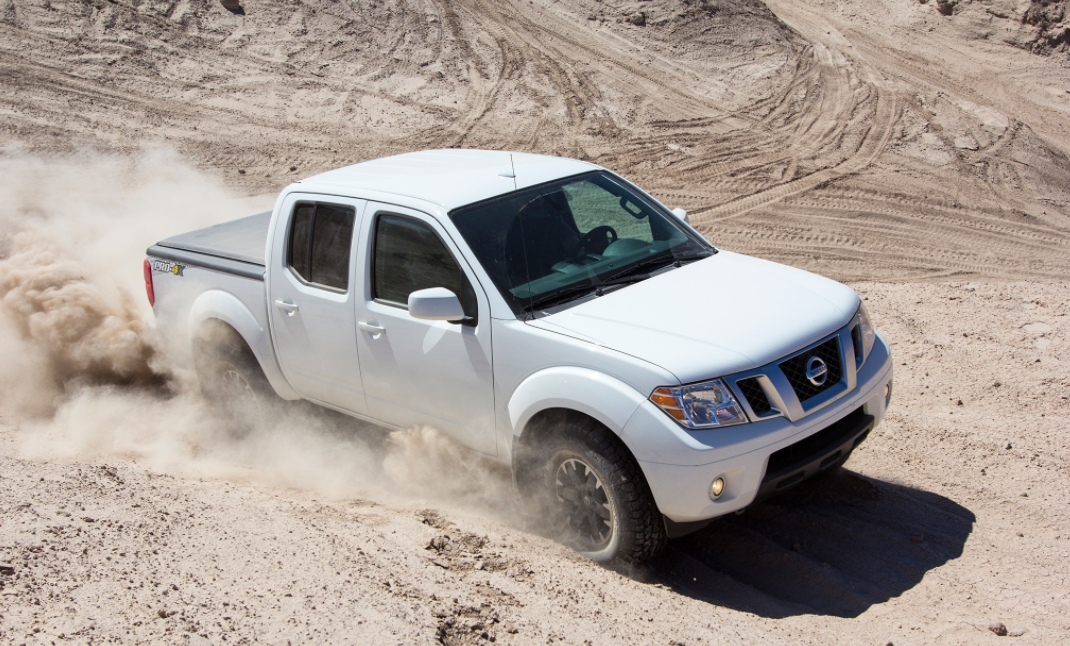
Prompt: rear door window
<box><xmin>287</xmin><ymin>202</ymin><xmax>356</xmax><ymax>291</ymax></box>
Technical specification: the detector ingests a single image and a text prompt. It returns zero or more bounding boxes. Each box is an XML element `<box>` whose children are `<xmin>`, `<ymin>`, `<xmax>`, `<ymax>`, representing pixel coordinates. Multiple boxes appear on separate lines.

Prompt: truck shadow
<box><xmin>252</xmin><ymin>404</ymin><xmax>973</xmax><ymax>619</ymax></box>
<box><xmin>651</xmin><ymin>469</ymin><xmax>975</xmax><ymax>618</ymax></box>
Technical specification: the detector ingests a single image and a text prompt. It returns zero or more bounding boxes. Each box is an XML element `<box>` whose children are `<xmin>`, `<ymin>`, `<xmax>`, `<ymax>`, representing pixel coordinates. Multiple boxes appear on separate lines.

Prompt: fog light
<box><xmin>710</xmin><ymin>477</ymin><xmax>725</xmax><ymax>499</ymax></box>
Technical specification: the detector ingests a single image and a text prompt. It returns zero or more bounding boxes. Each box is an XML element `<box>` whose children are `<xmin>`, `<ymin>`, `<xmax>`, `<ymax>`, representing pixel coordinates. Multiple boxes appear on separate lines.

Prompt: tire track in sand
<box><xmin>690</xmin><ymin>45</ymin><xmax>900</xmax><ymax>226</ymax></box>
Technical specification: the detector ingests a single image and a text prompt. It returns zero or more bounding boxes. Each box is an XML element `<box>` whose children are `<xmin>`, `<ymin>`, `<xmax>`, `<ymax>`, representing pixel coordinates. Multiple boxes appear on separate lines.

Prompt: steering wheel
<box><xmin>574</xmin><ymin>225</ymin><xmax>618</xmax><ymax>256</ymax></box>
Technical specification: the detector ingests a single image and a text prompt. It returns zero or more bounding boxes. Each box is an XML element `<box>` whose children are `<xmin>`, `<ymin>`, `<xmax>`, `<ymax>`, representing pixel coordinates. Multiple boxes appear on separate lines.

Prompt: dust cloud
<box><xmin>0</xmin><ymin>146</ymin><xmax>257</xmax><ymax>412</ymax></box>
<box><xmin>0</xmin><ymin>148</ymin><xmax>513</xmax><ymax>518</ymax></box>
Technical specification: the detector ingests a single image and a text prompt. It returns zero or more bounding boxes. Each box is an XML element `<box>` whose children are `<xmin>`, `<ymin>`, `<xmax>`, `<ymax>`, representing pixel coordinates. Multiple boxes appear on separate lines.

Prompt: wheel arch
<box><xmin>506</xmin><ymin>366</ymin><xmax>648</xmax><ymax>443</ymax></box>
<box><xmin>187</xmin><ymin>289</ymin><xmax>299</xmax><ymax>400</ymax></box>
<box><xmin>507</xmin><ymin>366</ymin><xmax>649</xmax><ymax>492</ymax></box>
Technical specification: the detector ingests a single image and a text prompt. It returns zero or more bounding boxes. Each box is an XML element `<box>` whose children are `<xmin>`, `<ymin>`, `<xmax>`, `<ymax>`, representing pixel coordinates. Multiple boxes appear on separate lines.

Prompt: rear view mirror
<box><xmin>671</xmin><ymin>207</ymin><xmax>689</xmax><ymax>225</ymax></box>
<box><xmin>408</xmin><ymin>287</ymin><xmax>465</xmax><ymax>322</ymax></box>
<box><xmin>620</xmin><ymin>196</ymin><xmax>648</xmax><ymax>219</ymax></box>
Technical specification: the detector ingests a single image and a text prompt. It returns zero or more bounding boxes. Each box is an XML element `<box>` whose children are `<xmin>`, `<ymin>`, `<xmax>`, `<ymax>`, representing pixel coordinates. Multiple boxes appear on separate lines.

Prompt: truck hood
<box><xmin>530</xmin><ymin>250</ymin><xmax>860</xmax><ymax>384</ymax></box>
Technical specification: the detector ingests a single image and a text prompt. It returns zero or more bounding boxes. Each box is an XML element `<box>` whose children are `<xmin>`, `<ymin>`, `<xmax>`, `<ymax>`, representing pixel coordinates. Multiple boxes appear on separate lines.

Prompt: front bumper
<box><xmin>620</xmin><ymin>333</ymin><xmax>893</xmax><ymax>524</ymax></box>
<box><xmin>753</xmin><ymin>406</ymin><xmax>873</xmax><ymax>501</ymax></box>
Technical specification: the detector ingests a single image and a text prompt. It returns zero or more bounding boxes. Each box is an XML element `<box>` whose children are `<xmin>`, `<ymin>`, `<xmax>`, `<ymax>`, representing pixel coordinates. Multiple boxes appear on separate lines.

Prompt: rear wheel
<box><xmin>194</xmin><ymin>323</ymin><xmax>272</xmax><ymax>436</ymax></box>
<box><xmin>538</xmin><ymin>417</ymin><xmax>666</xmax><ymax>563</ymax></box>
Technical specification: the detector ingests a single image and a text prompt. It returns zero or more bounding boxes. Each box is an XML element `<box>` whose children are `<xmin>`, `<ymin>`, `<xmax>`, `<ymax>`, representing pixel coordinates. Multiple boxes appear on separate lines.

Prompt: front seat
<box><xmin>504</xmin><ymin>191</ymin><xmax>580</xmax><ymax>287</ymax></box>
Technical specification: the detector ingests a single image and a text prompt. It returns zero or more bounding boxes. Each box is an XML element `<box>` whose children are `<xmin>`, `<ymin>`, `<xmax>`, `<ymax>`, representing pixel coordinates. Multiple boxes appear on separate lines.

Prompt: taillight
<box><xmin>143</xmin><ymin>259</ymin><xmax>155</xmax><ymax>306</ymax></box>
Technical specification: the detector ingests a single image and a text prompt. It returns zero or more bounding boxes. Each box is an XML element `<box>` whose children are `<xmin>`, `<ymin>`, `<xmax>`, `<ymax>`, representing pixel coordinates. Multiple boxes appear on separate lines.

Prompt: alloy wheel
<box><xmin>555</xmin><ymin>457</ymin><xmax>615</xmax><ymax>551</ymax></box>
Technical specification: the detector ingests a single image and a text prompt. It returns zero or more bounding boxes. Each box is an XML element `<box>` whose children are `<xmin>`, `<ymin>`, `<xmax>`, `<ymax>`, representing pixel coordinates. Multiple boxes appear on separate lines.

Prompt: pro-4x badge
<box><xmin>151</xmin><ymin>259</ymin><xmax>186</xmax><ymax>277</ymax></box>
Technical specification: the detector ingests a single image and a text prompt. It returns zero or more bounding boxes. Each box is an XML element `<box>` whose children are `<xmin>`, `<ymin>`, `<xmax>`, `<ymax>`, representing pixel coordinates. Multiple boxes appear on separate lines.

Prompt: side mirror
<box><xmin>671</xmin><ymin>207</ymin><xmax>689</xmax><ymax>225</ymax></box>
<box><xmin>408</xmin><ymin>287</ymin><xmax>465</xmax><ymax>322</ymax></box>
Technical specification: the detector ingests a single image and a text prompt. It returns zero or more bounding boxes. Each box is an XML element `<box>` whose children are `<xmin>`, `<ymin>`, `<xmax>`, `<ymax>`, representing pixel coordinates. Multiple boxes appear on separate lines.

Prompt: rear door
<box><xmin>353</xmin><ymin>203</ymin><xmax>496</xmax><ymax>455</ymax></box>
<box><xmin>267</xmin><ymin>193</ymin><xmax>369</xmax><ymax>415</ymax></box>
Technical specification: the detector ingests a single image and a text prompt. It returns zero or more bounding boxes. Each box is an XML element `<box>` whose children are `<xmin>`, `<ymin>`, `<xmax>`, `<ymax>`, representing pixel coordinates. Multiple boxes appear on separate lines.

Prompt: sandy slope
<box><xmin>0</xmin><ymin>0</ymin><xmax>1069</xmax><ymax>644</ymax></box>
<box><xmin>2</xmin><ymin>0</ymin><xmax>1069</xmax><ymax>282</ymax></box>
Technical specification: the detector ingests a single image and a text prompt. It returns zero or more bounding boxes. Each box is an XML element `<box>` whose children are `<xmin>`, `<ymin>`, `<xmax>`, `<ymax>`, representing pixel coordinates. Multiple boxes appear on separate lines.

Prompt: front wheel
<box><xmin>541</xmin><ymin>419</ymin><xmax>666</xmax><ymax>563</ymax></box>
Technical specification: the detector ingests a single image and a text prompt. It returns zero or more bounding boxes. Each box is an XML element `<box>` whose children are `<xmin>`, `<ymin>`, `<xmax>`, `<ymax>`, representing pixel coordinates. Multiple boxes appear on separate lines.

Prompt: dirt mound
<box><xmin>968</xmin><ymin>0</ymin><xmax>1070</xmax><ymax>52</ymax></box>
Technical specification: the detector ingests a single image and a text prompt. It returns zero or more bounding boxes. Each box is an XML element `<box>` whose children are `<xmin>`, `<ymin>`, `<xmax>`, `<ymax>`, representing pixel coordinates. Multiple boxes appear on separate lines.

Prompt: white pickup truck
<box><xmin>146</xmin><ymin>150</ymin><xmax>893</xmax><ymax>563</ymax></box>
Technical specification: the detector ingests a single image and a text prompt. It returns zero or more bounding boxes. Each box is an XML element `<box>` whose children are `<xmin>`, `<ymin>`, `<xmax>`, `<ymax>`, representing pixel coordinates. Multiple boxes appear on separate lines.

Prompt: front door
<box><xmin>353</xmin><ymin>203</ymin><xmax>496</xmax><ymax>456</ymax></box>
<box><xmin>267</xmin><ymin>194</ymin><xmax>369</xmax><ymax>415</ymax></box>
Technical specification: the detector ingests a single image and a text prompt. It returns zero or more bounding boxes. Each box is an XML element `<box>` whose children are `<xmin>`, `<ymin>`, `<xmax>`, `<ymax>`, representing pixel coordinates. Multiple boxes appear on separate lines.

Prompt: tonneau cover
<box><xmin>156</xmin><ymin>211</ymin><xmax>271</xmax><ymax>266</ymax></box>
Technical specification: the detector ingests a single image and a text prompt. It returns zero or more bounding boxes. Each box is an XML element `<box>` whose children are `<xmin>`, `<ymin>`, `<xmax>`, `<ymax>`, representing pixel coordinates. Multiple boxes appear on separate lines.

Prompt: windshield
<box><xmin>449</xmin><ymin>171</ymin><xmax>715</xmax><ymax>317</ymax></box>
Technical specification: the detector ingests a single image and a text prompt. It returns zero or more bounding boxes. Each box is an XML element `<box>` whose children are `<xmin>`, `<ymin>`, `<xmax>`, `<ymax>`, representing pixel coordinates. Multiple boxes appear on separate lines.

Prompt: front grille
<box><xmin>736</xmin><ymin>377</ymin><xmax>772</xmax><ymax>416</ymax></box>
<box><xmin>764</xmin><ymin>407</ymin><xmax>866</xmax><ymax>479</ymax></box>
<box><xmin>778</xmin><ymin>336</ymin><xmax>842</xmax><ymax>402</ymax></box>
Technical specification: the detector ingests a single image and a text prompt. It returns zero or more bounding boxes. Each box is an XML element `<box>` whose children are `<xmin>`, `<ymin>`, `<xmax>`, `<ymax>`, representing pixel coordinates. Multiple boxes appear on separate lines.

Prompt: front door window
<box><xmin>372</xmin><ymin>213</ymin><xmax>477</xmax><ymax>321</ymax></box>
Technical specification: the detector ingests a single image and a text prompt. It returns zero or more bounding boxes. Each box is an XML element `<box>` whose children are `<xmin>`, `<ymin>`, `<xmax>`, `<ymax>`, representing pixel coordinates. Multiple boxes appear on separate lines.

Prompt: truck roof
<box><xmin>297</xmin><ymin>149</ymin><xmax>601</xmax><ymax>211</ymax></box>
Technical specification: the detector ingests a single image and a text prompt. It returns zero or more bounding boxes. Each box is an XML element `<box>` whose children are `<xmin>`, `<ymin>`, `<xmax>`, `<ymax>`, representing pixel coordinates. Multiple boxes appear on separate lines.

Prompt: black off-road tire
<box><xmin>538</xmin><ymin>416</ymin><xmax>666</xmax><ymax>564</ymax></box>
<box><xmin>193</xmin><ymin>324</ymin><xmax>273</xmax><ymax>436</ymax></box>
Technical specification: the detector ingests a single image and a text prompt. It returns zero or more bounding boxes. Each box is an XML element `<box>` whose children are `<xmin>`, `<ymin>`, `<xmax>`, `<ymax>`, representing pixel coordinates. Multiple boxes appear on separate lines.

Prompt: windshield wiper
<box><xmin>628</xmin><ymin>247</ymin><xmax>713</xmax><ymax>274</ymax></box>
<box><xmin>526</xmin><ymin>248</ymin><xmax>714</xmax><ymax>312</ymax></box>
<box><xmin>526</xmin><ymin>273</ymin><xmax>656</xmax><ymax>312</ymax></box>
<box><xmin>674</xmin><ymin>248</ymin><xmax>716</xmax><ymax>261</ymax></box>
<box><xmin>602</xmin><ymin>247</ymin><xmax>712</xmax><ymax>284</ymax></box>
<box><xmin>526</xmin><ymin>282</ymin><xmax>602</xmax><ymax>311</ymax></box>
<box><xmin>604</xmin><ymin>251</ymin><xmax>676</xmax><ymax>282</ymax></box>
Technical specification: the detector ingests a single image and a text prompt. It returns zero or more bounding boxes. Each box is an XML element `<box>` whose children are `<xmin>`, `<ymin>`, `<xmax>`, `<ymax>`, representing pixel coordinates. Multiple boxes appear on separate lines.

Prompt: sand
<box><xmin>0</xmin><ymin>0</ymin><xmax>1068</xmax><ymax>644</ymax></box>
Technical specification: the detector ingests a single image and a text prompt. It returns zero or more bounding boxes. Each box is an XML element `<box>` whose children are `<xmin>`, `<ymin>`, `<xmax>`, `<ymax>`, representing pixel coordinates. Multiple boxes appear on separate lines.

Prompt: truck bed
<box><xmin>147</xmin><ymin>211</ymin><xmax>271</xmax><ymax>280</ymax></box>
<box><xmin>156</xmin><ymin>211</ymin><xmax>271</xmax><ymax>265</ymax></box>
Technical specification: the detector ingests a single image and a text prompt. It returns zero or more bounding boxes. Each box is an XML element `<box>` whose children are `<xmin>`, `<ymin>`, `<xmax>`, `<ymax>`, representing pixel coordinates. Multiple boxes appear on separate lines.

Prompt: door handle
<box><xmin>357</xmin><ymin>320</ymin><xmax>386</xmax><ymax>335</ymax></box>
<box><xmin>275</xmin><ymin>299</ymin><xmax>299</xmax><ymax>316</ymax></box>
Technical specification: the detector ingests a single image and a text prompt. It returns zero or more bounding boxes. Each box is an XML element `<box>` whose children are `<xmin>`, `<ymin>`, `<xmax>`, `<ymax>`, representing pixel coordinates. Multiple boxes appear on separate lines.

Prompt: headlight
<box><xmin>855</xmin><ymin>302</ymin><xmax>877</xmax><ymax>366</ymax></box>
<box><xmin>650</xmin><ymin>379</ymin><xmax>748</xmax><ymax>429</ymax></box>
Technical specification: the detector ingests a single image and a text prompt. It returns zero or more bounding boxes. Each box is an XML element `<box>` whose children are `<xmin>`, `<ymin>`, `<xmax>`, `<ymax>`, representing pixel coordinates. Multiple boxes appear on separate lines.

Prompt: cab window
<box><xmin>287</xmin><ymin>202</ymin><xmax>355</xmax><ymax>290</ymax></box>
<box><xmin>372</xmin><ymin>214</ymin><xmax>476</xmax><ymax>321</ymax></box>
